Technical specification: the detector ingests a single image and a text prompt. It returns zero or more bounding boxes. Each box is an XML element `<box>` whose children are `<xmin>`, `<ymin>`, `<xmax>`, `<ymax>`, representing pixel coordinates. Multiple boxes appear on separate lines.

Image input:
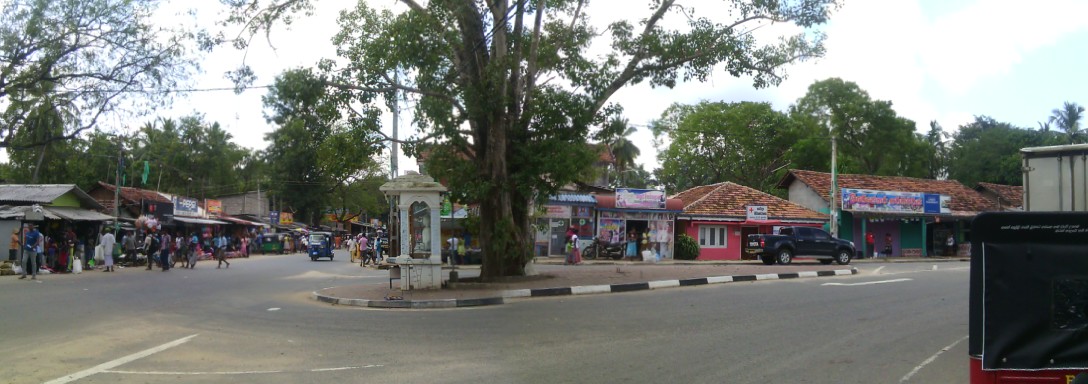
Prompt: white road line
<box><xmin>45</xmin><ymin>334</ymin><xmax>199</xmax><ymax>384</ymax></box>
<box><xmin>900</xmin><ymin>335</ymin><xmax>968</xmax><ymax>383</ymax></box>
<box><xmin>874</xmin><ymin>266</ymin><xmax>885</xmax><ymax>275</ymax></box>
<box><xmin>105</xmin><ymin>365</ymin><xmax>384</xmax><ymax>375</ymax></box>
<box><xmin>822</xmin><ymin>278</ymin><xmax>913</xmax><ymax>286</ymax></box>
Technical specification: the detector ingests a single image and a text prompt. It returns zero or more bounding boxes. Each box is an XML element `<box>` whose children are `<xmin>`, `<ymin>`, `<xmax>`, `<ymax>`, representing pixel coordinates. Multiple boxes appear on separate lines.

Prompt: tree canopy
<box><xmin>225</xmin><ymin>0</ymin><xmax>840</xmax><ymax>279</ymax></box>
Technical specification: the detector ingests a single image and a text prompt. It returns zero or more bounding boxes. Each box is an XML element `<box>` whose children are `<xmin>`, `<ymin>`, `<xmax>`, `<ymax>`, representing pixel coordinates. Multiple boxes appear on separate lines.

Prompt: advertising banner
<box><xmin>841</xmin><ymin>188</ymin><xmax>950</xmax><ymax>214</ymax></box>
<box><xmin>597</xmin><ymin>219</ymin><xmax>625</xmax><ymax>243</ymax></box>
<box><xmin>280</xmin><ymin>212</ymin><xmax>294</xmax><ymax>225</ymax></box>
<box><xmin>205</xmin><ymin>199</ymin><xmax>223</xmax><ymax>217</ymax></box>
<box><xmin>172</xmin><ymin>196</ymin><xmax>199</xmax><ymax>217</ymax></box>
<box><xmin>269</xmin><ymin>211</ymin><xmax>279</xmax><ymax>226</ymax></box>
<box><xmin>543</xmin><ymin>205</ymin><xmax>572</xmax><ymax>218</ymax></box>
<box><xmin>142</xmin><ymin>200</ymin><xmax>174</xmax><ymax>222</ymax></box>
<box><xmin>615</xmin><ymin>188</ymin><xmax>666</xmax><ymax>210</ymax></box>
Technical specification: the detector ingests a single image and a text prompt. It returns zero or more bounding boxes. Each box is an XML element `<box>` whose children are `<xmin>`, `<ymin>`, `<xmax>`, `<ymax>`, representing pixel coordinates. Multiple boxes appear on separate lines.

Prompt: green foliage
<box><xmin>0</xmin><ymin>0</ymin><xmax>198</xmax><ymax>149</ymax></box>
<box><xmin>1049</xmin><ymin>102</ymin><xmax>1086</xmax><ymax>144</ymax></box>
<box><xmin>225</xmin><ymin>0</ymin><xmax>840</xmax><ymax>278</ymax></box>
<box><xmin>674</xmin><ymin>234</ymin><xmax>699</xmax><ymax>261</ymax></box>
<box><xmin>947</xmin><ymin>116</ymin><xmax>1061</xmax><ymax>186</ymax></box>
<box><xmin>652</xmin><ymin>101</ymin><xmax>798</xmax><ymax>194</ymax></box>
<box><xmin>789</xmin><ymin>78</ymin><xmax>931</xmax><ymax>178</ymax></box>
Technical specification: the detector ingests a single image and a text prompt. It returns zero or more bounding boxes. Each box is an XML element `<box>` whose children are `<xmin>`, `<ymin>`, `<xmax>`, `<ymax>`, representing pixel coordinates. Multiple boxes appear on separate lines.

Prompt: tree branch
<box><xmin>590</xmin><ymin>0</ymin><xmax>675</xmax><ymax>115</ymax></box>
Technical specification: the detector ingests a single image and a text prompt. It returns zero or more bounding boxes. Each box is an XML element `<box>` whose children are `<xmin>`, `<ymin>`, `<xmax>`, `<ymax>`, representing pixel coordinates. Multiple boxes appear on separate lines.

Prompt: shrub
<box><xmin>674</xmin><ymin>234</ymin><xmax>699</xmax><ymax>260</ymax></box>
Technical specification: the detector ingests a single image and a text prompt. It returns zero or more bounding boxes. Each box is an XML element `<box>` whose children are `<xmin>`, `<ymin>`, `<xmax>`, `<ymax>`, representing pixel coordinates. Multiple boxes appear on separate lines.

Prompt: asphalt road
<box><xmin>0</xmin><ymin>251</ymin><xmax>968</xmax><ymax>384</ymax></box>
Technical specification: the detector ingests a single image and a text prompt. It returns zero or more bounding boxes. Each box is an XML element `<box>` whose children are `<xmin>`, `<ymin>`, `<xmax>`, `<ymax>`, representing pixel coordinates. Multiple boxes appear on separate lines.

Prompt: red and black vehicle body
<box><xmin>969</xmin><ymin>212</ymin><xmax>1088</xmax><ymax>383</ymax></box>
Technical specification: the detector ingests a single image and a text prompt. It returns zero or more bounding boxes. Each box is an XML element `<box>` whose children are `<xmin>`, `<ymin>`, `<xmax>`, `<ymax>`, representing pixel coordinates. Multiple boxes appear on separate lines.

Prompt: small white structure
<box><xmin>379</xmin><ymin>172</ymin><xmax>447</xmax><ymax>290</ymax></box>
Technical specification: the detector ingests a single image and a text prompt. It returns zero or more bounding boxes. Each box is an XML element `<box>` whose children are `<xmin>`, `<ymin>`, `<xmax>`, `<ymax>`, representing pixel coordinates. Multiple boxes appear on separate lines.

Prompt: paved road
<box><xmin>0</xmin><ymin>252</ymin><xmax>968</xmax><ymax>383</ymax></box>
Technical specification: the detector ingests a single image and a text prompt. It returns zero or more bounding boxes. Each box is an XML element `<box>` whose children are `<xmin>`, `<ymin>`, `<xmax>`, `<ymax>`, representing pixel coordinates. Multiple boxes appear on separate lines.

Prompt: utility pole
<box><xmin>830</xmin><ymin>134</ymin><xmax>839</xmax><ymax>238</ymax></box>
<box><xmin>391</xmin><ymin>69</ymin><xmax>400</xmax><ymax>179</ymax></box>
<box><xmin>114</xmin><ymin>146</ymin><xmax>123</xmax><ymax>233</ymax></box>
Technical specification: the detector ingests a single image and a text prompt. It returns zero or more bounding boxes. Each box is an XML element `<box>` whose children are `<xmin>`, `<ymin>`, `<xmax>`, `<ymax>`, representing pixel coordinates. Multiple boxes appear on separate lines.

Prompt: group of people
<box><xmin>346</xmin><ymin>232</ymin><xmax>383</xmax><ymax>265</ymax></box>
<box><xmin>9</xmin><ymin>224</ymin><xmax>96</xmax><ymax>276</ymax></box>
<box><xmin>121</xmin><ymin>230</ymin><xmax>241</xmax><ymax>271</ymax></box>
<box><xmin>564</xmin><ymin>227</ymin><xmax>582</xmax><ymax>265</ymax></box>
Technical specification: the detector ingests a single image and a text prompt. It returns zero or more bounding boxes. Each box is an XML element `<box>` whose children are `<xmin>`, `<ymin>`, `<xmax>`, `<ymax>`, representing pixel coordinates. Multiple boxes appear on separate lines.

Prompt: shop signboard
<box><xmin>841</xmin><ymin>188</ymin><xmax>950</xmax><ymax>214</ymax></box>
<box><xmin>142</xmin><ymin>200</ymin><xmax>174</xmax><ymax>223</ymax></box>
<box><xmin>205</xmin><ymin>199</ymin><xmax>223</xmax><ymax>217</ymax></box>
<box><xmin>269</xmin><ymin>211</ymin><xmax>280</xmax><ymax>226</ymax></box>
<box><xmin>280</xmin><ymin>212</ymin><xmax>294</xmax><ymax>225</ymax></box>
<box><xmin>615</xmin><ymin>188</ymin><xmax>666</xmax><ymax>209</ymax></box>
<box><xmin>173</xmin><ymin>196</ymin><xmax>199</xmax><ymax>217</ymax></box>
<box><xmin>598</xmin><ymin>219</ymin><xmax>625</xmax><ymax>243</ymax></box>
<box><xmin>746</xmin><ymin>205</ymin><xmax>768</xmax><ymax>221</ymax></box>
<box><xmin>543</xmin><ymin>204</ymin><xmax>571</xmax><ymax>218</ymax></box>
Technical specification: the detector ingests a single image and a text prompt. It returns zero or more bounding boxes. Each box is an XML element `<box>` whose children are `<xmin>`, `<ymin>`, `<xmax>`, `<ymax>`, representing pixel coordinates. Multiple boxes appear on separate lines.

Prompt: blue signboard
<box><xmin>842</xmin><ymin>189</ymin><xmax>950</xmax><ymax>214</ymax></box>
<box><xmin>269</xmin><ymin>211</ymin><xmax>280</xmax><ymax>225</ymax></box>
<box><xmin>172</xmin><ymin>196</ymin><xmax>200</xmax><ymax>217</ymax></box>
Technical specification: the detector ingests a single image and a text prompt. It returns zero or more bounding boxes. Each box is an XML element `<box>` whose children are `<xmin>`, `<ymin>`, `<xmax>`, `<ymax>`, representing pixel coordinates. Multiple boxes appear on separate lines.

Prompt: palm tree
<box><xmin>605</xmin><ymin>118</ymin><xmax>641</xmax><ymax>187</ymax></box>
<box><xmin>1049</xmin><ymin>101</ymin><xmax>1085</xmax><ymax>144</ymax></box>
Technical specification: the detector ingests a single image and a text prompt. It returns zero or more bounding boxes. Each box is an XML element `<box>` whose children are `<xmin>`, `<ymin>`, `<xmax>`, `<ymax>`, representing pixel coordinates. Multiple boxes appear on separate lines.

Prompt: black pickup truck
<box><xmin>745</xmin><ymin>226</ymin><xmax>855</xmax><ymax>265</ymax></box>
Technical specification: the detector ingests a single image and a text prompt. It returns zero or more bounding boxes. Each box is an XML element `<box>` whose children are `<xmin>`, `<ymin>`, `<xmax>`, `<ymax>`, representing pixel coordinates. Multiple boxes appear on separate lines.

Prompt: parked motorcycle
<box><xmin>582</xmin><ymin>237</ymin><xmax>624</xmax><ymax>260</ymax></box>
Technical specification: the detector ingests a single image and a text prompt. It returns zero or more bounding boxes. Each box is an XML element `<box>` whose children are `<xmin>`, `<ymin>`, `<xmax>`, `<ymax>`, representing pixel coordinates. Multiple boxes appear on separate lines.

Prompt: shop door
<box><xmin>549</xmin><ymin>219</ymin><xmax>570</xmax><ymax>255</ymax></box>
<box><xmin>740</xmin><ymin>226</ymin><xmax>759</xmax><ymax>260</ymax></box>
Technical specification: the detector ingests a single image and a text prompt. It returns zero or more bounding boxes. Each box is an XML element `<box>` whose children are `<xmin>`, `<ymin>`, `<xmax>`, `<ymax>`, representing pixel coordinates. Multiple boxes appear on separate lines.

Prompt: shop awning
<box><xmin>0</xmin><ymin>205</ymin><xmax>61</xmax><ymax>220</ymax></box>
<box><xmin>45</xmin><ymin>206</ymin><xmax>115</xmax><ymax>221</ymax></box>
<box><xmin>173</xmin><ymin>216</ymin><xmax>229</xmax><ymax>225</ymax></box>
<box><xmin>218</xmin><ymin>215</ymin><xmax>270</xmax><ymax>227</ymax></box>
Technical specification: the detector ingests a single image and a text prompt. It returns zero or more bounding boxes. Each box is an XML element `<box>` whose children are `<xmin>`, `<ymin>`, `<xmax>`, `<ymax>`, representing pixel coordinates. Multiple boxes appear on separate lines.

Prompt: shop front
<box><xmin>594</xmin><ymin>189</ymin><xmax>682</xmax><ymax>260</ymax></box>
<box><xmin>673</xmin><ymin>182</ymin><xmax>827</xmax><ymax>261</ymax></box>
<box><xmin>533</xmin><ymin>194</ymin><xmax>596</xmax><ymax>257</ymax></box>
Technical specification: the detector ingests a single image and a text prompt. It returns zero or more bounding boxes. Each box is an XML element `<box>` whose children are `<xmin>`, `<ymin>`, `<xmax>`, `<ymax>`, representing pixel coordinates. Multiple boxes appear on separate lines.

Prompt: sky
<box><xmin>153</xmin><ymin>0</ymin><xmax>1088</xmax><ymax>175</ymax></box>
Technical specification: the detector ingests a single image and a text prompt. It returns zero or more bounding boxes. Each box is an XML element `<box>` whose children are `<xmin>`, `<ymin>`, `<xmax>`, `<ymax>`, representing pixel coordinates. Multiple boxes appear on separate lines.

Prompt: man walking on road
<box><xmin>216</xmin><ymin>233</ymin><xmax>230</xmax><ymax>269</ymax></box>
<box><xmin>100</xmin><ymin>229</ymin><xmax>116</xmax><ymax>272</ymax></box>
<box><xmin>123</xmin><ymin>231</ymin><xmax>136</xmax><ymax>267</ymax></box>
<box><xmin>19</xmin><ymin>224</ymin><xmax>41</xmax><ymax>280</ymax></box>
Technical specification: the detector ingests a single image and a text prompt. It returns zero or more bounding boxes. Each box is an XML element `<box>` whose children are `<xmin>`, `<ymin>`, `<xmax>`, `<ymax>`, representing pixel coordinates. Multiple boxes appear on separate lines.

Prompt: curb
<box><xmin>311</xmin><ymin>268</ymin><xmax>857</xmax><ymax>309</ymax></box>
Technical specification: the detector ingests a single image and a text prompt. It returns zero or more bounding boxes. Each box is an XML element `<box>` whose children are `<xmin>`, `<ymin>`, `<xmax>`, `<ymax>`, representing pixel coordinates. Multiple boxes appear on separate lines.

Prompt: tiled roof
<box><xmin>778</xmin><ymin>169</ymin><xmax>997</xmax><ymax>214</ymax></box>
<box><xmin>92</xmin><ymin>182</ymin><xmax>172</xmax><ymax>212</ymax></box>
<box><xmin>596</xmin><ymin>143</ymin><xmax>615</xmax><ymax>164</ymax></box>
<box><xmin>673</xmin><ymin>182</ymin><xmax>827</xmax><ymax>221</ymax></box>
<box><xmin>975</xmin><ymin>182</ymin><xmax>1023</xmax><ymax>208</ymax></box>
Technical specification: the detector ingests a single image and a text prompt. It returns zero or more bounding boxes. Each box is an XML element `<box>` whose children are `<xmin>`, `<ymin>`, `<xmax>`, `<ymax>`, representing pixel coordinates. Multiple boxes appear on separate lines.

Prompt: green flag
<box><xmin>142</xmin><ymin>161</ymin><xmax>149</xmax><ymax>184</ymax></box>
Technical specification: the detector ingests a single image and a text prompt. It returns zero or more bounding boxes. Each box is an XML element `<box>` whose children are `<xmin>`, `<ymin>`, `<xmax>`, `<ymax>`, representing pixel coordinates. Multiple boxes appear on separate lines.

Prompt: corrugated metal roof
<box><xmin>549</xmin><ymin>194</ymin><xmax>597</xmax><ymax>204</ymax></box>
<box><xmin>0</xmin><ymin>184</ymin><xmax>103</xmax><ymax>209</ymax></box>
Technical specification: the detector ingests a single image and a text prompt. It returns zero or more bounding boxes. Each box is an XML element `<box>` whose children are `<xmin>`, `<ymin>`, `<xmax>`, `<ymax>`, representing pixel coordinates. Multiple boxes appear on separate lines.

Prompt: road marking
<box><xmin>105</xmin><ymin>365</ymin><xmax>384</xmax><ymax>375</ymax></box>
<box><xmin>874</xmin><ymin>266</ymin><xmax>885</xmax><ymax>275</ymax></box>
<box><xmin>45</xmin><ymin>334</ymin><xmax>198</xmax><ymax>384</ymax></box>
<box><xmin>900</xmin><ymin>335</ymin><xmax>967</xmax><ymax>383</ymax></box>
<box><xmin>822</xmin><ymin>278</ymin><xmax>912</xmax><ymax>286</ymax></box>
<box><xmin>268</xmin><ymin>307</ymin><xmax>281</xmax><ymax>311</ymax></box>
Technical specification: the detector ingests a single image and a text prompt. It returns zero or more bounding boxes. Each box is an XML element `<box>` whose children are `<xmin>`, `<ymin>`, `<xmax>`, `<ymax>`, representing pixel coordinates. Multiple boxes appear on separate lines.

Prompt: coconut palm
<box><xmin>1049</xmin><ymin>101</ymin><xmax>1085</xmax><ymax>144</ymax></box>
<box><xmin>604</xmin><ymin>118</ymin><xmax>641</xmax><ymax>187</ymax></box>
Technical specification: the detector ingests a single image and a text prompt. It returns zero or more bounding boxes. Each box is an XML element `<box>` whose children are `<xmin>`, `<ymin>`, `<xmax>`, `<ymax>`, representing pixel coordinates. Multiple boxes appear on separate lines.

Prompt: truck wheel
<box><xmin>760</xmin><ymin>254</ymin><xmax>775</xmax><ymax>265</ymax></box>
<box><xmin>835</xmin><ymin>249</ymin><xmax>851</xmax><ymax>265</ymax></box>
<box><xmin>776</xmin><ymin>249</ymin><xmax>793</xmax><ymax>265</ymax></box>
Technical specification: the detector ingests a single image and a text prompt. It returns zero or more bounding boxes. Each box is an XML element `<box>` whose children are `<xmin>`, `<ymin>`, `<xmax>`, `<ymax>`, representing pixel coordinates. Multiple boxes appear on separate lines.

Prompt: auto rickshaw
<box><xmin>308</xmin><ymin>232</ymin><xmax>334</xmax><ymax>261</ymax></box>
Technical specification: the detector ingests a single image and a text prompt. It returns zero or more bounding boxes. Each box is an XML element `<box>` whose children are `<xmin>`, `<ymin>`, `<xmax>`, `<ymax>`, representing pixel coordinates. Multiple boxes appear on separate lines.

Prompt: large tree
<box><xmin>227</xmin><ymin>0</ymin><xmax>839</xmax><ymax>279</ymax></box>
<box><xmin>652</xmin><ymin>101</ymin><xmax>798</xmax><ymax>194</ymax></box>
<box><xmin>947</xmin><ymin>116</ymin><xmax>1061</xmax><ymax>187</ymax></box>
<box><xmin>789</xmin><ymin>78</ymin><xmax>930</xmax><ymax>177</ymax></box>
<box><xmin>0</xmin><ymin>0</ymin><xmax>199</xmax><ymax>149</ymax></box>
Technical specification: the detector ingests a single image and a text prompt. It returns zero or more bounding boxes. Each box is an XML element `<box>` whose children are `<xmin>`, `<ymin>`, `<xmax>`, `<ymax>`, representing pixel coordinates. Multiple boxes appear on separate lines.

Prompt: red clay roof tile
<box><xmin>778</xmin><ymin>170</ymin><xmax>997</xmax><ymax>214</ymax></box>
<box><xmin>673</xmin><ymin>182</ymin><xmax>827</xmax><ymax>220</ymax></box>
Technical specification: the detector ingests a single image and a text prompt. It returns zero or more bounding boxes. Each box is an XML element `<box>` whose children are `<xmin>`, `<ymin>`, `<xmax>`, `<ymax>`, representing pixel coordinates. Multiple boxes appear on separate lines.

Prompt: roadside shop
<box><xmin>673</xmin><ymin>182</ymin><xmax>827</xmax><ymax>261</ymax></box>
<box><xmin>778</xmin><ymin>170</ymin><xmax>997</xmax><ymax>258</ymax></box>
<box><xmin>533</xmin><ymin>194</ymin><xmax>597</xmax><ymax>257</ymax></box>
<box><xmin>593</xmin><ymin>189</ymin><xmax>683</xmax><ymax>260</ymax></box>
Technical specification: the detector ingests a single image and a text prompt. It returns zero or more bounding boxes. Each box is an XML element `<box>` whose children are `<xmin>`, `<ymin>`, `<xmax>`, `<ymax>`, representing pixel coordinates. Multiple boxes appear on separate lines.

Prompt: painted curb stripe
<box><xmin>610</xmin><ymin>282</ymin><xmax>650</xmax><ymax>292</ymax></box>
<box><xmin>531</xmin><ymin>287</ymin><xmax>573</xmax><ymax>297</ymax></box>
<box><xmin>571</xmin><ymin>285</ymin><xmax>611</xmax><ymax>295</ymax></box>
<box><xmin>816</xmin><ymin>270</ymin><xmax>836</xmax><ymax>276</ymax></box>
<box><xmin>732</xmin><ymin>275</ymin><xmax>757</xmax><ymax>282</ymax></box>
<box><xmin>706</xmin><ymin>276</ymin><xmax>733</xmax><ymax>284</ymax></box>
<box><xmin>778</xmin><ymin>273</ymin><xmax>800</xmax><ymax>279</ymax></box>
<box><xmin>503</xmin><ymin>289</ymin><xmax>531</xmax><ymax>298</ymax></box>
<box><xmin>457</xmin><ymin>297</ymin><xmax>504</xmax><ymax>307</ymax></box>
<box><xmin>679</xmin><ymin>277</ymin><xmax>708</xmax><ymax>286</ymax></box>
<box><xmin>648</xmin><ymin>280</ymin><xmax>680</xmax><ymax>289</ymax></box>
<box><xmin>798</xmin><ymin>271</ymin><xmax>819</xmax><ymax>278</ymax></box>
<box><xmin>754</xmin><ymin>273</ymin><xmax>779</xmax><ymax>281</ymax></box>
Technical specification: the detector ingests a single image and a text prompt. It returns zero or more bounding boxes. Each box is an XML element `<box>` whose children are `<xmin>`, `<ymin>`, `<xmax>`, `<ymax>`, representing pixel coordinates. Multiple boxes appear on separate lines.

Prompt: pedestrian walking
<box><xmin>19</xmin><ymin>224</ymin><xmax>42</xmax><ymax>279</ymax></box>
<box><xmin>123</xmin><ymin>231</ymin><xmax>136</xmax><ymax>267</ymax></box>
<box><xmin>446</xmin><ymin>235</ymin><xmax>459</xmax><ymax>267</ymax></box>
<box><xmin>216</xmin><ymin>233</ymin><xmax>230</xmax><ymax>269</ymax></box>
<box><xmin>945</xmin><ymin>233</ymin><xmax>956</xmax><ymax>256</ymax></box>
<box><xmin>100</xmin><ymin>229</ymin><xmax>116</xmax><ymax>272</ymax></box>
<box><xmin>187</xmin><ymin>232</ymin><xmax>199</xmax><ymax>269</ymax></box>
<box><xmin>144</xmin><ymin>233</ymin><xmax>160</xmax><ymax>270</ymax></box>
<box><xmin>359</xmin><ymin>234</ymin><xmax>370</xmax><ymax>265</ymax></box>
<box><xmin>160</xmin><ymin>232</ymin><xmax>171</xmax><ymax>271</ymax></box>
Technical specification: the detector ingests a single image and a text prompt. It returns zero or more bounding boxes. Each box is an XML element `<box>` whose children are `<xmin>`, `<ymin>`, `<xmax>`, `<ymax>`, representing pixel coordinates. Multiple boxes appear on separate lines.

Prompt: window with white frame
<box><xmin>698</xmin><ymin>226</ymin><xmax>728</xmax><ymax>248</ymax></box>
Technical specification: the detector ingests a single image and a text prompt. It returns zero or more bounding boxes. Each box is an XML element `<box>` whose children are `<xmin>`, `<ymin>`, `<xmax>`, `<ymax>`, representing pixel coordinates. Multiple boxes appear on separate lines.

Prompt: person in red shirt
<box><xmin>865</xmin><ymin>231</ymin><xmax>875</xmax><ymax>258</ymax></box>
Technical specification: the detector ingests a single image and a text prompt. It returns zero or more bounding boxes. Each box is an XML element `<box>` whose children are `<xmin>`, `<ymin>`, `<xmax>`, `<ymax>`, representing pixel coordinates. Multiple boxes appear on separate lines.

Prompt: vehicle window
<box><xmin>795</xmin><ymin>227</ymin><xmax>812</xmax><ymax>239</ymax></box>
<box><xmin>780</xmin><ymin>227</ymin><xmax>794</xmax><ymax>236</ymax></box>
<box><xmin>810</xmin><ymin>228</ymin><xmax>831</xmax><ymax>240</ymax></box>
